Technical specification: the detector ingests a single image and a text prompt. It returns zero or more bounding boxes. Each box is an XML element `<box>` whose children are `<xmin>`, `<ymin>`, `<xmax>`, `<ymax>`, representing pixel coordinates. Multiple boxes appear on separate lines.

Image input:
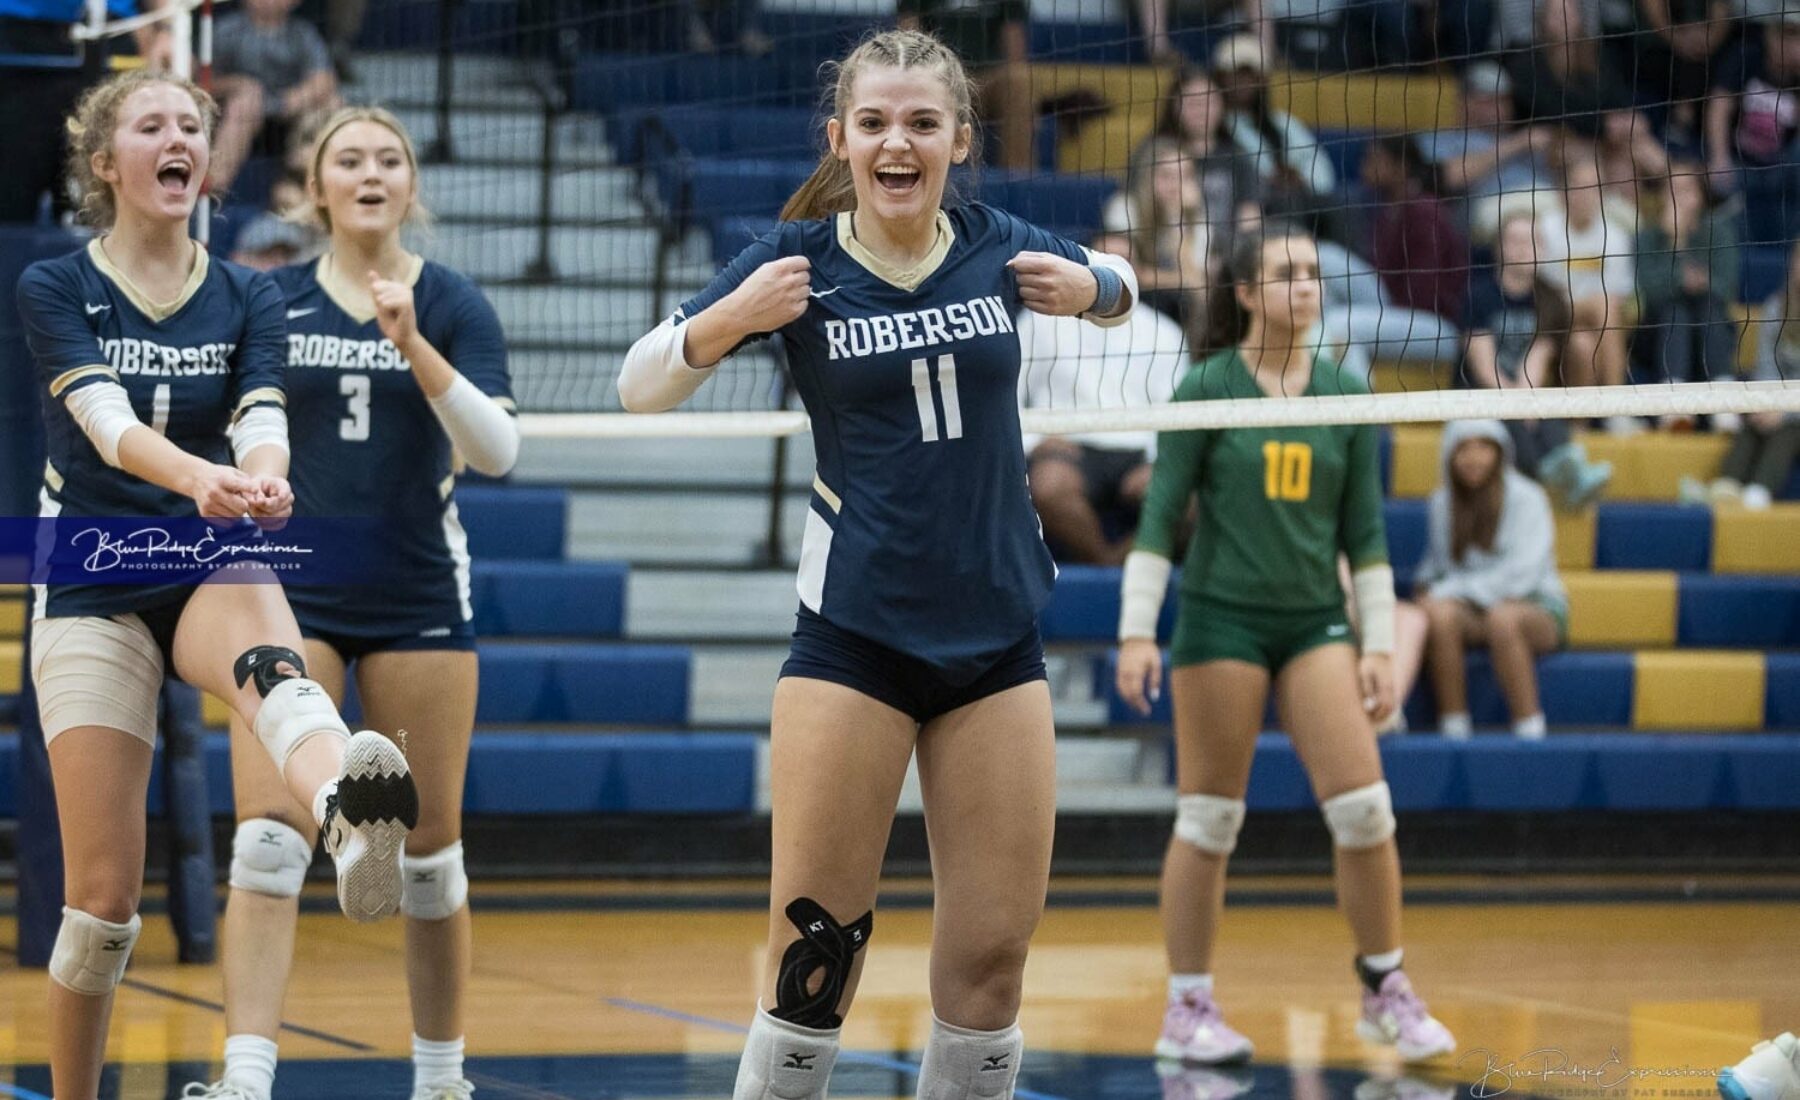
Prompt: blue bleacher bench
<box><xmin>455</xmin><ymin>485</ymin><xmax>567</xmax><ymax>561</ymax></box>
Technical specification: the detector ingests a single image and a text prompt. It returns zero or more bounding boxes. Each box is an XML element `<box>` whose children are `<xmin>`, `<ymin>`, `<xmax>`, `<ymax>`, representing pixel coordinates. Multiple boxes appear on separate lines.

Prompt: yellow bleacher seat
<box><xmin>0</xmin><ymin>598</ymin><xmax>22</xmax><ymax>641</ymax></box>
<box><xmin>0</xmin><ymin>639</ymin><xmax>21</xmax><ymax>695</ymax></box>
<box><xmin>0</xmin><ymin>584</ymin><xmax>22</xmax><ymax>597</ymax></box>
<box><xmin>1389</xmin><ymin>424</ymin><xmax>1442</xmax><ymax>499</ymax></box>
<box><xmin>1554</xmin><ymin>508</ymin><xmax>1597</xmax><ymax>572</ymax></box>
<box><xmin>1633</xmin><ymin>650</ymin><xmax>1765</xmax><ymax>731</ymax></box>
<box><xmin>1712</xmin><ymin>505</ymin><xmax>1800</xmax><ymax>574</ymax></box>
<box><xmin>1564</xmin><ymin>571</ymin><xmax>1677</xmax><ymax>648</ymax></box>
<box><xmin>1031</xmin><ymin>63</ymin><xmax>1168</xmax><ymax>177</ymax></box>
<box><xmin>202</xmin><ymin>692</ymin><xmax>233</xmax><ymax>729</ymax></box>
<box><xmin>1579</xmin><ymin>431</ymin><xmax>1729</xmax><ymax>500</ymax></box>
<box><xmin>1368</xmin><ymin>361</ymin><xmax>1457</xmax><ymax>395</ymax></box>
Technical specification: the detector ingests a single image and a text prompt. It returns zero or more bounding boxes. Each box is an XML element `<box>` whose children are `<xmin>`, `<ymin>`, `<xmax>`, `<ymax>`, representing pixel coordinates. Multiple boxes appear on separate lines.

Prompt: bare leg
<box><xmin>1162</xmin><ymin>660</ymin><xmax>1268</xmax><ymax>975</ymax></box>
<box><xmin>1389</xmin><ymin>600</ymin><xmax>1429</xmax><ymax>721</ymax></box>
<box><xmin>1028</xmin><ymin>441</ymin><xmax>1120</xmax><ymax>565</ymax></box>
<box><xmin>1482</xmin><ymin>600</ymin><xmax>1559</xmax><ymax>721</ymax></box>
<box><xmin>1421</xmin><ymin>596</ymin><xmax>1480</xmax><ymax>719</ymax></box>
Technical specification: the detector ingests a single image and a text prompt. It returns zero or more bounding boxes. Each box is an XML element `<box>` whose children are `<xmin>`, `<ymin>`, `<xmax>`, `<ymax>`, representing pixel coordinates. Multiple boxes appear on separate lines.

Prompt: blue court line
<box><xmin>0</xmin><ymin>1084</ymin><xmax>54</xmax><ymax>1100</ymax></box>
<box><xmin>603</xmin><ymin>997</ymin><xmax>1071</xmax><ymax>1100</ymax></box>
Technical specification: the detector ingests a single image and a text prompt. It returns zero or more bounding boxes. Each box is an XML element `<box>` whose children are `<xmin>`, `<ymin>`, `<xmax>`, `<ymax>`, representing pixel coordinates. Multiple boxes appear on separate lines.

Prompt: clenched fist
<box><xmin>1010</xmin><ymin>251</ymin><xmax>1101</xmax><ymax>317</ymax></box>
<box><xmin>726</xmin><ymin>256</ymin><xmax>815</xmax><ymax>333</ymax></box>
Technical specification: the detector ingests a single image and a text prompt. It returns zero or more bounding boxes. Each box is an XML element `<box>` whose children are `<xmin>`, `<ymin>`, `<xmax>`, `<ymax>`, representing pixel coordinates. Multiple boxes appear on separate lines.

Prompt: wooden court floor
<box><xmin>1</xmin><ymin>875</ymin><xmax>1796</xmax><ymax>1099</ymax></box>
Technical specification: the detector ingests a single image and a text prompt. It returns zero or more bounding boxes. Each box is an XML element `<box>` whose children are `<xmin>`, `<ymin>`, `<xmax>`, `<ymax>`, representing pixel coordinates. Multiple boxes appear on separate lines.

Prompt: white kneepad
<box><xmin>229</xmin><ymin>817</ymin><xmax>314</xmax><ymax>897</ymax></box>
<box><xmin>50</xmin><ymin>906</ymin><xmax>141</xmax><ymax>995</ymax></box>
<box><xmin>402</xmin><ymin>842</ymin><xmax>469</xmax><ymax>920</ymax></box>
<box><xmin>1321</xmin><ymin>781</ymin><xmax>1396</xmax><ymax>850</ymax></box>
<box><xmin>252</xmin><ymin>677</ymin><xmax>349</xmax><ymax>768</ymax></box>
<box><xmin>1174</xmin><ymin>794</ymin><xmax>1247</xmax><ymax>855</ymax></box>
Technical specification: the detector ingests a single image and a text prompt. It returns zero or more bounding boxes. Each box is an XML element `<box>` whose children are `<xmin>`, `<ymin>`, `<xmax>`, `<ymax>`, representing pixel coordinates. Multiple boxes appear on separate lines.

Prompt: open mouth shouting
<box><xmin>875</xmin><ymin>163</ymin><xmax>921</xmax><ymax>195</ymax></box>
<box><xmin>156</xmin><ymin>159</ymin><xmax>193</xmax><ymax>197</ymax></box>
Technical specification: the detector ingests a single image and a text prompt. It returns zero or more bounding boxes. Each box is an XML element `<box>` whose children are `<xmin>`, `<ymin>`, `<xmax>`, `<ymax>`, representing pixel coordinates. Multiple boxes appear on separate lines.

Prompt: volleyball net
<box><xmin>158</xmin><ymin>0</ymin><xmax>1800</xmax><ymax>432</ymax></box>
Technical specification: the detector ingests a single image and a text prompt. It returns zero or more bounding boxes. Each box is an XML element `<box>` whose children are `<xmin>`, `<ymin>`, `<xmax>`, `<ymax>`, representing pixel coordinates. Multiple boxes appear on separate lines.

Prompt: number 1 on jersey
<box><xmin>910</xmin><ymin>354</ymin><xmax>962</xmax><ymax>443</ymax></box>
<box><xmin>340</xmin><ymin>374</ymin><xmax>371</xmax><ymax>441</ymax></box>
<box><xmin>1262</xmin><ymin>440</ymin><xmax>1312</xmax><ymax>501</ymax></box>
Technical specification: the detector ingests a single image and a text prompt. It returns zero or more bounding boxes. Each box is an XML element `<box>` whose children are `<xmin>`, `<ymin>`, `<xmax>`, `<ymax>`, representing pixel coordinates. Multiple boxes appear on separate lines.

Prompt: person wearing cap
<box><xmin>0</xmin><ymin>0</ymin><xmax>167</xmax><ymax>223</ymax></box>
<box><xmin>228</xmin><ymin>210</ymin><xmax>316</xmax><ymax>270</ymax></box>
<box><xmin>1417</xmin><ymin>61</ymin><xmax>1559</xmax><ymax>241</ymax></box>
<box><xmin>1212</xmin><ymin>32</ymin><xmax>1339</xmax><ymax>237</ymax></box>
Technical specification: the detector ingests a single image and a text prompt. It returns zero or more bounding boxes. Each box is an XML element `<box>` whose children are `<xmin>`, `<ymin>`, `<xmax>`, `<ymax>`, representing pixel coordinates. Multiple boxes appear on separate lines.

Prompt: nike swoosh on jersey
<box><xmin>810</xmin><ymin>287</ymin><xmax>840</xmax><ymax>299</ymax></box>
<box><xmin>287</xmin><ymin>307</ymin><xmax>319</xmax><ymax>319</ymax></box>
<box><xmin>84</xmin><ymin>303</ymin><xmax>110</xmax><ymax>315</ymax></box>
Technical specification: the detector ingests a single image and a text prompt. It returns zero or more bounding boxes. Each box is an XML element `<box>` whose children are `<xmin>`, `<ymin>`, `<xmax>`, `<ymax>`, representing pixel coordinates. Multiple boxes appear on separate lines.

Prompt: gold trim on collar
<box><xmin>87</xmin><ymin>237</ymin><xmax>208</xmax><ymax>322</ymax></box>
<box><xmin>317</xmin><ymin>250</ymin><xmax>425</xmax><ymax>324</ymax></box>
<box><xmin>834</xmin><ymin>211</ymin><xmax>954</xmax><ymax>291</ymax></box>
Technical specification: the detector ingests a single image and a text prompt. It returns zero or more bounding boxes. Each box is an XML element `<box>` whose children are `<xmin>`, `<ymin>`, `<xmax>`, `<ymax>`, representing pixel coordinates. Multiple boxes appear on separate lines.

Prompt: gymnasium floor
<box><xmin>1</xmin><ymin>875</ymin><xmax>1796</xmax><ymax>1100</ymax></box>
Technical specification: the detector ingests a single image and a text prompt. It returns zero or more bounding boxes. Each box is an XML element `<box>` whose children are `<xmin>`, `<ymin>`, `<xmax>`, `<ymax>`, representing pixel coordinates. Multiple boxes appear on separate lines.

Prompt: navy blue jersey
<box><xmin>271</xmin><ymin>255</ymin><xmax>513</xmax><ymax>637</ymax></box>
<box><xmin>16</xmin><ymin>240</ymin><xmax>286</xmax><ymax>618</ymax></box>
<box><xmin>678</xmin><ymin>203</ymin><xmax>1089</xmax><ymax>679</ymax></box>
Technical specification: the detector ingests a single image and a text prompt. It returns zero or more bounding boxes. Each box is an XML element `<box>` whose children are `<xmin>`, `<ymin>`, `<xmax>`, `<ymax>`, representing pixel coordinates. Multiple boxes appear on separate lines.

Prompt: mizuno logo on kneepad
<box><xmin>982</xmin><ymin>1056</ymin><xmax>1010</xmax><ymax>1071</ymax></box>
<box><xmin>782</xmin><ymin>1053</ymin><xmax>817</xmax><ymax>1070</ymax></box>
<box><xmin>104</xmin><ymin>938</ymin><xmax>130</xmax><ymax>951</ymax></box>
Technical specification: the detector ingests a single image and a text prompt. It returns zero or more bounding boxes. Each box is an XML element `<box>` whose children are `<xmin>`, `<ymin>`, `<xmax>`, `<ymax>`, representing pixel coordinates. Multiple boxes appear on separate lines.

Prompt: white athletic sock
<box><xmin>413</xmin><ymin>1033</ymin><xmax>466</xmax><ymax>1093</ymax></box>
<box><xmin>917</xmin><ymin>1015</ymin><xmax>1023</xmax><ymax>1100</ymax></box>
<box><xmin>312</xmin><ymin>778</ymin><xmax>338</xmax><ymax>829</ymax></box>
<box><xmin>1439</xmin><ymin>712</ymin><xmax>1472</xmax><ymax>740</ymax></box>
<box><xmin>1512</xmin><ymin>713</ymin><xmax>1547</xmax><ymax>739</ymax></box>
<box><xmin>222</xmin><ymin>1033</ymin><xmax>277</xmax><ymax>1100</ymax></box>
<box><xmin>732</xmin><ymin>1005</ymin><xmax>840</xmax><ymax>1100</ymax></box>
<box><xmin>1359</xmin><ymin>948</ymin><xmax>1404</xmax><ymax>973</ymax></box>
<box><xmin>1168</xmin><ymin>973</ymin><xmax>1214</xmax><ymax>1001</ymax></box>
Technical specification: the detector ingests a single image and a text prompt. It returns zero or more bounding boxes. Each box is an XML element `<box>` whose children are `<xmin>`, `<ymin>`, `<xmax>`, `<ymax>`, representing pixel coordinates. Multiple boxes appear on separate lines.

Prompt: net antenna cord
<box><xmin>517</xmin><ymin>380</ymin><xmax>1800</xmax><ymax>439</ymax></box>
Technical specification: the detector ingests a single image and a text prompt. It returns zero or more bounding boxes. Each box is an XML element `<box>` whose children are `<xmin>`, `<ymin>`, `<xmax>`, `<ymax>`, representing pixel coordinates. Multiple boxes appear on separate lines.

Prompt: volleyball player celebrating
<box><xmin>1115</xmin><ymin>226</ymin><xmax>1456</xmax><ymax>1065</ymax></box>
<box><xmin>183</xmin><ymin>107</ymin><xmax>517</xmax><ymax>1100</ymax></box>
<box><xmin>621</xmin><ymin>29</ymin><xmax>1135</xmax><ymax>1100</ymax></box>
<box><xmin>14</xmin><ymin>71</ymin><xmax>417</xmax><ymax>1100</ymax></box>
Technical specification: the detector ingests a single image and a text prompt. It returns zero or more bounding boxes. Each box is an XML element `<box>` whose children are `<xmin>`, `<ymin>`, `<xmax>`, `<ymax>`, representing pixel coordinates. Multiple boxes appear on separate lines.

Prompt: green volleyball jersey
<box><xmin>1134</xmin><ymin>349</ymin><xmax>1387</xmax><ymax>612</ymax></box>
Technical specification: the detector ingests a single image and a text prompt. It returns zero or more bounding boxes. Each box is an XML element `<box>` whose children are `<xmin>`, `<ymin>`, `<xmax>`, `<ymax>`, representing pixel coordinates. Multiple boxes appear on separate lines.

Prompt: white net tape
<box><xmin>518</xmin><ymin>379</ymin><xmax>1800</xmax><ymax>439</ymax></box>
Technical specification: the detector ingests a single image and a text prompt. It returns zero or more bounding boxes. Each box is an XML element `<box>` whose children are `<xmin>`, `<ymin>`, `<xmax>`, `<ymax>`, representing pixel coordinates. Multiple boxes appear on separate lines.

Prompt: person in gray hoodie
<box><xmin>1390</xmin><ymin>419</ymin><xmax>1568</xmax><ymax>740</ymax></box>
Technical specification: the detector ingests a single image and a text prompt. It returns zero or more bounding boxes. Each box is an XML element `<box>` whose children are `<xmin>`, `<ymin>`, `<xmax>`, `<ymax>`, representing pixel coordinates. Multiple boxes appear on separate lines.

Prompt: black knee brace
<box><xmin>771</xmin><ymin>897</ymin><xmax>873</xmax><ymax>1030</ymax></box>
<box><xmin>233</xmin><ymin>645</ymin><xmax>307</xmax><ymax>698</ymax></box>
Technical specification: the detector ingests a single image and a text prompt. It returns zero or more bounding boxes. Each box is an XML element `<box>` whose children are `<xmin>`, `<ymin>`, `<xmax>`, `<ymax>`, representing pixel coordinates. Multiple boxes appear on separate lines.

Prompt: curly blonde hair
<box><xmin>65</xmin><ymin>70</ymin><xmax>219</xmax><ymax>229</ymax></box>
<box><xmin>301</xmin><ymin>106</ymin><xmax>432</xmax><ymax>234</ymax></box>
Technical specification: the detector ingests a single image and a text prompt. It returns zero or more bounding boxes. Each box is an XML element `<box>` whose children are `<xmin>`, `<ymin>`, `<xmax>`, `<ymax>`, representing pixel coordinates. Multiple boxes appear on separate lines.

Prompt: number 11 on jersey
<box><xmin>910</xmin><ymin>354</ymin><xmax>963</xmax><ymax>443</ymax></box>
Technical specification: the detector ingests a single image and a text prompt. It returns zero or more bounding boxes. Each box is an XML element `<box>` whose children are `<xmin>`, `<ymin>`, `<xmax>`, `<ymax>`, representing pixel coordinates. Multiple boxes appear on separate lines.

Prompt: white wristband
<box><xmin>1119</xmin><ymin>549</ymin><xmax>1173</xmax><ymax>642</ymax></box>
<box><xmin>428</xmin><ymin>373</ymin><xmax>520</xmax><ymax>477</ymax></box>
<box><xmin>1352</xmin><ymin>564</ymin><xmax>1397</xmax><ymax>655</ymax></box>
<box><xmin>64</xmin><ymin>380</ymin><xmax>141</xmax><ymax>468</ymax></box>
<box><xmin>230</xmin><ymin>404</ymin><xmax>290</xmax><ymax>466</ymax></box>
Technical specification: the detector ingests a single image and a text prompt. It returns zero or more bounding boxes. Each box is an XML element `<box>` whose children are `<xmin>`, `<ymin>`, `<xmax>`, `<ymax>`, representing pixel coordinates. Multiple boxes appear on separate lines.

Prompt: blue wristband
<box><xmin>1088</xmin><ymin>264</ymin><xmax>1124</xmax><ymax>316</ymax></box>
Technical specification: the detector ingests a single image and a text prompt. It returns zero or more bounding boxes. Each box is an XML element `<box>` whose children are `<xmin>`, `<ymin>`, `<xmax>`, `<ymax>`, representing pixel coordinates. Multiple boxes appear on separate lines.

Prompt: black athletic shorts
<box><xmin>299</xmin><ymin>619</ymin><xmax>477</xmax><ymax>663</ymax></box>
<box><xmin>779</xmin><ymin>607</ymin><xmax>1046</xmax><ymax>724</ymax></box>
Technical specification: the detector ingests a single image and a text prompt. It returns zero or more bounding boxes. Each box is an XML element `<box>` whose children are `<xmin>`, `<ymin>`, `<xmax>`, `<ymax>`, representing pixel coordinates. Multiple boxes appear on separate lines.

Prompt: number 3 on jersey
<box><xmin>910</xmin><ymin>354</ymin><xmax>962</xmax><ymax>443</ymax></box>
<box><xmin>1263</xmin><ymin>440</ymin><xmax>1311</xmax><ymax>501</ymax></box>
<box><xmin>340</xmin><ymin>374</ymin><xmax>371</xmax><ymax>441</ymax></box>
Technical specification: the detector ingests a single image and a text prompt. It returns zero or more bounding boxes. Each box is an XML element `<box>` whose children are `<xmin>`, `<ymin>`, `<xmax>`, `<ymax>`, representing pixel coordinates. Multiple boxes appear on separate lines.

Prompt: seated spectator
<box><xmin>1534</xmin><ymin>148</ymin><xmax>1636</xmax><ymax>424</ymax></box>
<box><xmin>1635</xmin><ymin>159</ymin><xmax>1743</xmax><ymax>399</ymax></box>
<box><xmin>1018</xmin><ymin>237</ymin><xmax>1191</xmax><ymax>565</ymax></box>
<box><xmin>1150</xmin><ymin>67</ymin><xmax>1262</xmax><ymax>256</ymax></box>
<box><xmin>1619</xmin><ymin>0</ymin><xmax>1737</xmax><ymax>146</ymax></box>
<box><xmin>228</xmin><ymin>211</ymin><xmax>313</xmax><ymax>271</ymax></box>
<box><xmin>209</xmin><ymin>0</ymin><xmax>340</xmax><ymax>194</ymax></box>
<box><xmin>1421</xmin><ymin>62</ymin><xmax>1560</xmax><ymax>243</ymax></box>
<box><xmin>1103</xmin><ymin>138</ymin><xmax>1212</xmax><ymax>339</ymax></box>
<box><xmin>1705</xmin><ymin>9</ymin><xmax>1800</xmax><ymax>243</ymax></box>
<box><xmin>1358</xmin><ymin>134</ymin><xmax>1469</xmax><ymax>324</ymax></box>
<box><xmin>1683</xmin><ymin>281</ymin><xmax>1800</xmax><ymax>510</ymax></box>
<box><xmin>1389</xmin><ymin>419</ymin><xmax>1568</xmax><ymax>740</ymax></box>
<box><xmin>1211</xmin><ymin>34</ymin><xmax>1341</xmax><ymax>239</ymax></box>
<box><xmin>897</xmin><ymin>0</ymin><xmax>1034</xmax><ymax>170</ymax></box>
<box><xmin>1464</xmin><ymin>211</ymin><xmax>1613</xmax><ymax>505</ymax></box>
<box><xmin>1312</xmin><ymin>238</ymin><xmax>1465</xmax><ymax>375</ymax></box>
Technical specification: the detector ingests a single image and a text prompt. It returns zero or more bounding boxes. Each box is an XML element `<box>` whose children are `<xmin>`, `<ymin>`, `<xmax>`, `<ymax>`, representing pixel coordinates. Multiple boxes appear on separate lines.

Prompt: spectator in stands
<box><xmin>1019</xmin><ymin>236</ymin><xmax>1192</xmax><ymax>564</ymax></box>
<box><xmin>1535</xmin><ymin>148</ymin><xmax>1636</xmax><ymax>427</ymax></box>
<box><xmin>897</xmin><ymin>0</ymin><xmax>1035</xmax><ymax>170</ymax></box>
<box><xmin>1419</xmin><ymin>61</ymin><xmax>1558</xmax><ymax>243</ymax></box>
<box><xmin>1635</xmin><ymin>159</ymin><xmax>1742</xmax><ymax>401</ymax></box>
<box><xmin>227</xmin><ymin>210</ymin><xmax>312</xmax><ymax>270</ymax></box>
<box><xmin>209</xmin><ymin>0</ymin><xmax>340</xmax><ymax>195</ymax></box>
<box><xmin>1211</xmin><ymin>34</ymin><xmax>1340</xmax><ymax>239</ymax></box>
<box><xmin>1150</xmin><ymin>67</ymin><xmax>1261</xmax><ymax>256</ymax></box>
<box><xmin>1104</xmin><ymin>137</ymin><xmax>1213</xmax><ymax>338</ymax></box>
<box><xmin>1705</xmin><ymin>8</ymin><xmax>1800</xmax><ymax>242</ymax></box>
<box><xmin>1464</xmin><ymin>210</ymin><xmax>1614</xmax><ymax>504</ymax></box>
<box><xmin>1358</xmin><ymin>134</ymin><xmax>1469</xmax><ymax>324</ymax></box>
<box><xmin>1136</xmin><ymin>0</ymin><xmax>1420</xmax><ymax>70</ymax></box>
<box><xmin>1390</xmin><ymin>419</ymin><xmax>1568</xmax><ymax>740</ymax></box>
<box><xmin>0</xmin><ymin>0</ymin><xmax>168</xmax><ymax>223</ymax></box>
<box><xmin>683</xmin><ymin>0</ymin><xmax>773</xmax><ymax>56</ymax></box>
<box><xmin>1619</xmin><ymin>0</ymin><xmax>1737</xmax><ymax>147</ymax></box>
<box><xmin>1684</xmin><ymin>279</ymin><xmax>1800</xmax><ymax>509</ymax></box>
